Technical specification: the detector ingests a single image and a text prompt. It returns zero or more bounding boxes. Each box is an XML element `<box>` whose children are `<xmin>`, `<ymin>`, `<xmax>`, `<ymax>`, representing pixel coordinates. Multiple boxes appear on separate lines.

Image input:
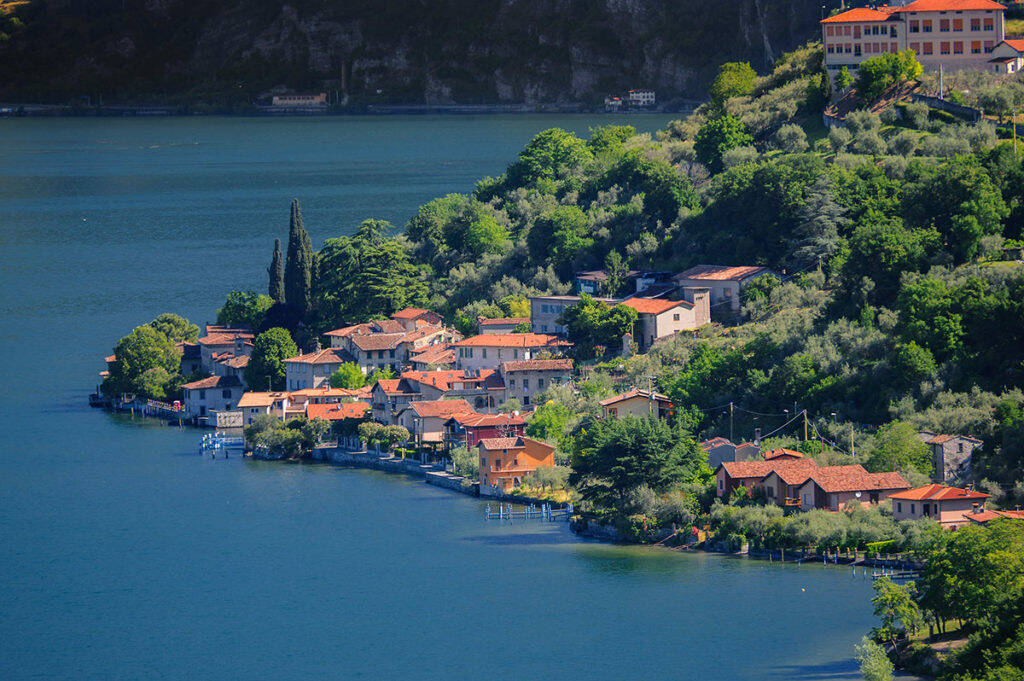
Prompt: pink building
<box><xmin>890</xmin><ymin>484</ymin><xmax>992</xmax><ymax>529</ymax></box>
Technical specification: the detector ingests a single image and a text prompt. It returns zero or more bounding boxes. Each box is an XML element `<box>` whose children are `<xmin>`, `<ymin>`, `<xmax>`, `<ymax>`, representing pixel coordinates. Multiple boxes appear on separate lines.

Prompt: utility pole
<box><xmin>729</xmin><ymin>402</ymin><xmax>734</xmax><ymax>442</ymax></box>
<box><xmin>803</xmin><ymin>410</ymin><xmax>808</xmax><ymax>442</ymax></box>
<box><xmin>850</xmin><ymin>424</ymin><xmax>855</xmax><ymax>458</ymax></box>
<box><xmin>1014</xmin><ymin>106</ymin><xmax>1018</xmax><ymax>158</ymax></box>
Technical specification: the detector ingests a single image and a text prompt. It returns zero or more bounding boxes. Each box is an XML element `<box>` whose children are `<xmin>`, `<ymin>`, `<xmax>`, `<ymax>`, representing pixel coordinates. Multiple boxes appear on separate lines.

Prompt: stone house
<box><xmin>196</xmin><ymin>327</ymin><xmax>253</xmax><ymax>372</ymax></box>
<box><xmin>917</xmin><ymin>432</ymin><xmax>982</xmax><ymax>483</ymax></box>
<box><xmin>500</xmin><ymin>358</ymin><xmax>574</xmax><ymax>408</ymax></box>
<box><xmin>182</xmin><ymin>374</ymin><xmax>243</xmax><ymax>421</ymax></box>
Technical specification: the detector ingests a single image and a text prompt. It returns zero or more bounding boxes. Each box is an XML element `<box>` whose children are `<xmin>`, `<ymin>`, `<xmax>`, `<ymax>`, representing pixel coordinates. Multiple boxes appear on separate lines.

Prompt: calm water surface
<box><xmin>2</xmin><ymin>115</ymin><xmax>877</xmax><ymax>680</ymax></box>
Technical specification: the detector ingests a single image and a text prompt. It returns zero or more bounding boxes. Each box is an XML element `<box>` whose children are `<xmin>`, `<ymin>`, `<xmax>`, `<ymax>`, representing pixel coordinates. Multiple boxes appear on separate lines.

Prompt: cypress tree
<box><xmin>284</xmin><ymin>198</ymin><xmax>313</xmax><ymax>314</ymax></box>
<box><xmin>268</xmin><ymin>238</ymin><xmax>285</xmax><ymax>304</ymax></box>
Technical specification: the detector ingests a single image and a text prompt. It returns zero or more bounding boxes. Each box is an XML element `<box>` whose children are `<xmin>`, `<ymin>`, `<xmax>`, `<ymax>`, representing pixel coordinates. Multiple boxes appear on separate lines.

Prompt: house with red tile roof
<box><xmin>477</xmin><ymin>436</ymin><xmax>556</xmax><ymax>495</ymax></box>
<box><xmin>891</xmin><ymin>484</ymin><xmax>992</xmax><ymax>528</ymax></box>
<box><xmin>390</xmin><ymin>307</ymin><xmax>443</xmax><ymax>331</ymax></box>
<box><xmin>444</xmin><ymin>412</ymin><xmax>527</xmax><ymax>450</ymax></box>
<box><xmin>764</xmin><ymin>448</ymin><xmax>804</xmax><ymax>461</ymax></box>
<box><xmin>796</xmin><ymin>466</ymin><xmax>909</xmax><ymax>511</ymax></box>
<box><xmin>821</xmin><ymin>0</ymin><xmax>1006</xmax><ymax>83</ymax></box>
<box><xmin>452</xmin><ymin>333</ymin><xmax>570</xmax><ymax>372</ymax></box>
<box><xmin>619</xmin><ymin>290</ymin><xmax>710</xmax><ymax>350</ymax></box>
<box><xmin>370</xmin><ymin>378</ymin><xmax>424</xmax><ymax>424</ymax></box>
<box><xmin>237</xmin><ymin>391</ymin><xmax>292</xmax><ymax>425</ymax></box>
<box><xmin>716</xmin><ymin>459</ymin><xmax>819</xmax><ymax>499</ymax></box>
<box><xmin>600</xmin><ymin>389</ymin><xmax>673</xmax><ymax>420</ymax></box>
<box><xmin>966</xmin><ymin>508</ymin><xmax>1024</xmax><ymax>525</ymax></box>
<box><xmin>396</xmin><ymin>399</ymin><xmax>476</xmax><ymax>444</ymax></box>
<box><xmin>672</xmin><ymin>265</ymin><xmax>777</xmax><ymax>313</ymax></box>
<box><xmin>305</xmin><ymin>401</ymin><xmax>371</xmax><ymax>423</ymax></box>
<box><xmin>989</xmin><ymin>38</ymin><xmax>1024</xmax><ymax>73</ymax></box>
<box><xmin>409</xmin><ymin>344</ymin><xmax>455</xmax><ymax>370</ymax></box>
<box><xmin>284</xmin><ymin>347</ymin><xmax>356</xmax><ymax>391</ymax></box>
<box><xmin>499</xmin><ymin>358</ymin><xmax>574</xmax><ymax>408</ymax></box>
<box><xmin>196</xmin><ymin>327</ymin><xmax>254</xmax><ymax>372</ymax></box>
<box><xmin>181</xmin><ymin>374</ymin><xmax>243</xmax><ymax>421</ymax></box>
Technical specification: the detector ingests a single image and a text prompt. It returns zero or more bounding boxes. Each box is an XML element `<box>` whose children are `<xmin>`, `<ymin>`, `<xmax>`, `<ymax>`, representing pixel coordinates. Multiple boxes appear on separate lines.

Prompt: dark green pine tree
<box><xmin>268</xmin><ymin>238</ymin><xmax>285</xmax><ymax>305</ymax></box>
<box><xmin>284</xmin><ymin>198</ymin><xmax>313</xmax><ymax>314</ymax></box>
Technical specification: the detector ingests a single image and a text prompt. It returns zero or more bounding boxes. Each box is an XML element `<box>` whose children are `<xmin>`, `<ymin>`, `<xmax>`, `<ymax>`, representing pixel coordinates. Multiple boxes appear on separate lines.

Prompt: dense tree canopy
<box><xmin>244</xmin><ymin>327</ymin><xmax>298</xmax><ymax>391</ymax></box>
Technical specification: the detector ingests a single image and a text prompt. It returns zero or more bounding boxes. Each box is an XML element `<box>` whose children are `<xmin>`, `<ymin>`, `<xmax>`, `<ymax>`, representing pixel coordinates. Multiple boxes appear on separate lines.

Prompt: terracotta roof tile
<box><xmin>306</xmin><ymin>402</ymin><xmax>370</xmax><ymax>421</ymax></box>
<box><xmin>599</xmin><ymin>388</ymin><xmax>671</xmax><ymax>407</ymax></box>
<box><xmin>892</xmin><ymin>0</ymin><xmax>1005</xmax><ymax>12</ymax></box>
<box><xmin>720</xmin><ymin>459</ymin><xmax>818</xmax><ymax>480</ymax></box>
<box><xmin>676</xmin><ymin>265</ymin><xmax>772</xmax><ymax>282</ymax></box>
<box><xmin>452</xmin><ymin>333</ymin><xmax>569</xmax><ymax>348</ymax></box>
<box><xmin>408</xmin><ymin>399</ymin><xmax>475</xmax><ymax>418</ymax></box>
<box><xmin>284</xmin><ymin>348</ymin><xmax>354</xmax><ymax>364</ymax></box>
<box><xmin>501</xmin><ymin>358</ymin><xmax>574</xmax><ymax>372</ymax></box>
<box><xmin>968</xmin><ymin>509</ymin><xmax>1024</xmax><ymax>524</ymax></box>
<box><xmin>803</xmin><ymin>466</ymin><xmax>909</xmax><ymax>493</ymax></box>
<box><xmin>700</xmin><ymin>437</ymin><xmax>734</xmax><ymax>450</ymax></box>
<box><xmin>890</xmin><ymin>484</ymin><xmax>990</xmax><ymax>501</ymax></box>
<box><xmin>821</xmin><ymin>7</ymin><xmax>896</xmax><ymax>22</ymax></box>
<box><xmin>765</xmin><ymin>448</ymin><xmax>804</xmax><ymax>460</ymax></box>
<box><xmin>237</xmin><ymin>391</ymin><xmax>289</xmax><ymax>408</ymax></box>
<box><xmin>619</xmin><ymin>298</ymin><xmax>692</xmax><ymax>315</ymax></box>
<box><xmin>182</xmin><ymin>374</ymin><xmax>242</xmax><ymax>390</ymax></box>
<box><xmin>478</xmin><ymin>317</ymin><xmax>530</xmax><ymax>326</ymax></box>
<box><xmin>447</xmin><ymin>412</ymin><xmax>527</xmax><ymax>428</ymax></box>
<box><xmin>391</xmin><ymin>307</ymin><xmax>433</xmax><ymax>320</ymax></box>
<box><xmin>350</xmin><ymin>332</ymin><xmax>407</xmax><ymax>351</ymax></box>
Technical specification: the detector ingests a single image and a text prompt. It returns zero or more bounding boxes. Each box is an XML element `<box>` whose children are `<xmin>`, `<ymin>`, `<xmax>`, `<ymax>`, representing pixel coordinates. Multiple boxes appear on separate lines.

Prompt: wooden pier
<box><xmin>484</xmin><ymin>502</ymin><xmax>572</xmax><ymax>522</ymax></box>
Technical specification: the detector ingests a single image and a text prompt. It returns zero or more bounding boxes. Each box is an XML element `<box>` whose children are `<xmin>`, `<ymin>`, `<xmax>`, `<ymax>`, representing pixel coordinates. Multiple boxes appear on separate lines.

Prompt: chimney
<box><xmin>754</xmin><ymin>428</ymin><xmax>762</xmax><ymax>446</ymax></box>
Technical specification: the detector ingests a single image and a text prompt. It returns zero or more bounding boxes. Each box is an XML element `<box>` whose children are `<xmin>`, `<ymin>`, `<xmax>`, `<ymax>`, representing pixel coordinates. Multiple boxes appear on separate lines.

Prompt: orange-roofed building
<box><xmin>476</xmin><ymin>436</ymin><xmax>556</xmax><ymax>495</ymax></box>
<box><xmin>891</xmin><ymin>484</ymin><xmax>992</xmax><ymax>528</ymax></box>
<box><xmin>967</xmin><ymin>508</ymin><xmax>1024</xmax><ymax>525</ymax></box>
<box><xmin>672</xmin><ymin>265</ymin><xmax>776</xmax><ymax>313</ymax></box>
<box><xmin>237</xmin><ymin>391</ymin><xmax>291</xmax><ymax>425</ymax></box>
<box><xmin>451</xmin><ymin>333</ymin><xmax>570</xmax><ymax>372</ymax></box>
<box><xmin>989</xmin><ymin>38</ymin><xmax>1024</xmax><ymax>73</ymax></box>
<box><xmin>444</xmin><ymin>411</ymin><xmax>527</xmax><ymax>450</ymax></box>
<box><xmin>716</xmin><ymin>459</ymin><xmax>819</xmax><ymax>499</ymax></box>
<box><xmin>619</xmin><ymin>288</ymin><xmax>710</xmax><ymax>350</ymax></box>
<box><xmin>796</xmin><ymin>466</ymin><xmax>909</xmax><ymax>511</ymax></box>
<box><xmin>820</xmin><ymin>0</ymin><xmax>1006</xmax><ymax>83</ymax></box>
<box><xmin>306</xmin><ymin>401</ymin><xmax>371</xmax><ymax>422</ymax></box>
<box><xmin>396</xmin><ymin>399</ymin><xmax>476</xmax><ymax>444</ymax></box>
<box><xmin>764</xmin><ymin>448</ymin><xmax>804</xmax><ymax>461</ymax></box>
<box><xmin>600</xmin><ymin>388</ymin><xmax>673</xmax><ymax>420</ymax></box>
<box><xmin>390</xmin><ymin>307</ymin><xmax>443</xmax><ymax>331</ymax></box>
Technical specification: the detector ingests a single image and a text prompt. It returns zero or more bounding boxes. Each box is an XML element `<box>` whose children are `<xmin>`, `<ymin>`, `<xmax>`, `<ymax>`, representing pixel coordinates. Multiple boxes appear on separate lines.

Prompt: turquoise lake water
<box><xmin>2</xmin><ymin>115</ymin><xmax>879</xmax><ymax>680</ymax></box>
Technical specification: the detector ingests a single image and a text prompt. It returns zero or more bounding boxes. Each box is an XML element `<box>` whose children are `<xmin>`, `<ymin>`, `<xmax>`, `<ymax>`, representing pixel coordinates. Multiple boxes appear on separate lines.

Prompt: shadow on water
<box><xmin>770</xmin><ymin>660</ymin><xmax>861</xmax><ymax>680</ymax></box>
<box><xmin>460</xmin><ymin>531</ymin><xmax>580</xmax><ymax>546</ymax></box>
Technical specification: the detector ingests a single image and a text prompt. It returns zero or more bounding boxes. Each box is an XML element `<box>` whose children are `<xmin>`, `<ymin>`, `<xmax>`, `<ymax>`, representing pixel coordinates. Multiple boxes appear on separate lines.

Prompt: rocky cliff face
<box><xmin>0</xmin><ymin>0</ymin><xmax>827</xmax><ymax>104</ymax></box>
